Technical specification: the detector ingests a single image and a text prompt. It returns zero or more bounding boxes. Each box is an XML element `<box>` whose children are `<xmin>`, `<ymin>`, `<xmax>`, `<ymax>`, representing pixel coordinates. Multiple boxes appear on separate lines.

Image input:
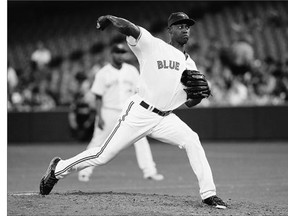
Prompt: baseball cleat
<box><xmin>202</xmin><ymin>195</ymin><xmax>227</xmax><ymax>209</ymax></box>
<box><xmin>78</xmin><ymin>174</ymin><xmax>90</xmax><ymax>182</ymax></box>
<box><xmin>40</xmin><ymin>157</ymin><xmax>61</xmax><ymax>195</ymax></box>
<box><xmin>145</xmin><ymin>173</ymin><xmax>164</xmax><ymax>181</ymax></box>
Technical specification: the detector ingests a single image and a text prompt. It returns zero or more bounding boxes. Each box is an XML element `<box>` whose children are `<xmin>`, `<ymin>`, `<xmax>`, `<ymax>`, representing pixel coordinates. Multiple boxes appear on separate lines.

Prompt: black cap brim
<box><xmin>172</xmin><ymin>19</ymin><xmax>195</xmax><ymax>27</ymax></box>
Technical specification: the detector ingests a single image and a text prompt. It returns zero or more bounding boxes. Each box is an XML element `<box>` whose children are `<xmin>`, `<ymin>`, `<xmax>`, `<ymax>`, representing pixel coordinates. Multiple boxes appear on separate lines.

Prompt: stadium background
<box><xmin>7</xmin><ymin>1</ymin><xmax>288</xmax><ymax>142</ymax></box>
<box><xmin>7</xmin><ymin>1</ymin><xmax>288</xmax><ymax>215</ymax></box>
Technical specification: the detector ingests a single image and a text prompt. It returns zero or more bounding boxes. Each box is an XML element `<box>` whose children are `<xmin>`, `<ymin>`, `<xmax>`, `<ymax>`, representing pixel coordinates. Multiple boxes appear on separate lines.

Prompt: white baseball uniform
<box><xmin>78</xmin><ymin>62</ymin><xmax>160</xmax><ymax>179</ymax></box>
<box><xmin>55</xmin><ymin>27</ymin><xmax>216</xmax><ymax>199</ymax></box>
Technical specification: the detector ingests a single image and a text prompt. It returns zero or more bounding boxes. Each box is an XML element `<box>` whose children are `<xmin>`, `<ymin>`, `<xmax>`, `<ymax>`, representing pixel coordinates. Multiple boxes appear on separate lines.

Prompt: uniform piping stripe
<box><xmin>55</xmin><ymin>101</ymin><xmax>135</xmax><ymax>177</ymax></box>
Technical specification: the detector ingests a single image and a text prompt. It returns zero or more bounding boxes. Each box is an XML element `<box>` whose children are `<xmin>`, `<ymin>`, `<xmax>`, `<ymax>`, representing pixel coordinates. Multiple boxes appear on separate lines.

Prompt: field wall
<box><xmin>8</xmin><ymin>106</ymin><xmax>288</xmax><ymax>143</ymax></box>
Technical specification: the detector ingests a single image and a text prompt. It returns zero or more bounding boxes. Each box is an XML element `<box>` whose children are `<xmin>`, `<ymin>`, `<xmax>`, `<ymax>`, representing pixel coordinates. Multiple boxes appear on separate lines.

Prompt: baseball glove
<box><xmin>181</xmin><ymin>70</ymin><xmax>211</xmax><ymax>100</ymax></box>
<box><xmin>96</xmin><ymin>16</ymin><xmax>112</xmax><ymax>31</ymax></box>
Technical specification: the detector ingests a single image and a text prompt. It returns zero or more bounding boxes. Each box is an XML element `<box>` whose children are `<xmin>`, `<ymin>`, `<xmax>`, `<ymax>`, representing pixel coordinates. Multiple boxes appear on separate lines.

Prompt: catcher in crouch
<box><xmin>40</xmin><ymin>12</ymin><xmax>227</xmax><ymax>209</ymax></box>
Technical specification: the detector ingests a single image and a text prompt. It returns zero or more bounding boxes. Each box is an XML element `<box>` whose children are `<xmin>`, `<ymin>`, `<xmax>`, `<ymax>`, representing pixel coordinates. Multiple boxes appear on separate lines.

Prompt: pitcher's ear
<box><xmin>167</xmin><ymin>26</ymin><xmax>172</xmax><ymax>34</ymax></box>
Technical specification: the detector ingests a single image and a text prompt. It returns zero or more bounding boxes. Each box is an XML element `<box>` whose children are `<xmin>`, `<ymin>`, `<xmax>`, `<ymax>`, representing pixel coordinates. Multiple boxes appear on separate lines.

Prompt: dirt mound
<box><xmin>8</xmin><ymin>191</ymin><xmax>288</xmax><ymax>216</ymax></box>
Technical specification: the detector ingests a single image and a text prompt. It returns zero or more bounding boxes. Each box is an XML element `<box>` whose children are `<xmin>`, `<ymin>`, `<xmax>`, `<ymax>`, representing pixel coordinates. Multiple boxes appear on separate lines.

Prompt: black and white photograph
<box><xmin>6</xmin><ymin>1</ymin><xmax>288</xmax><ymax>215</ymax></box>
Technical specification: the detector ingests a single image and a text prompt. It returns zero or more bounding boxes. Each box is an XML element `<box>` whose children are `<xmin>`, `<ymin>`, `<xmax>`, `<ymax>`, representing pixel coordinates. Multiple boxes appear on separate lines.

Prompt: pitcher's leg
<box><xmin>78</xmin><ymin>109</ymin><xmax>120</xmax><ymax>181</ymax></box>
<box><xmin>78</xmin><ymin>122</ymin><xmax>108</xmax><ymax>180</ymax></box>
<box><xmin>40</xmin><ymin>100</ymin><xmax>160</xmax><ymax>195</ymax></box>
<box><xmin>55</xmin><ymin>103</ymin><xmax>137</xmax><ymax>179</ymax></box>
<box><xmin>150</xmin><ymin>113</ymin><xmax>216</xmax><ymax>199</ymax></box>
<box><xmin>182</xmin><ymin>133</ymin><xmax>216</xmax><ymax>199</ymax></box>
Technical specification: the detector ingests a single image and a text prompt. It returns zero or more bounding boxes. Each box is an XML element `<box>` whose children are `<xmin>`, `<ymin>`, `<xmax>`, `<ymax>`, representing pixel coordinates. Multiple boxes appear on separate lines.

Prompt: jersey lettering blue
<box><xmin>157</xmin><ymin>60</ymin><xmax>180</xmax><ymax>70</ymax></box>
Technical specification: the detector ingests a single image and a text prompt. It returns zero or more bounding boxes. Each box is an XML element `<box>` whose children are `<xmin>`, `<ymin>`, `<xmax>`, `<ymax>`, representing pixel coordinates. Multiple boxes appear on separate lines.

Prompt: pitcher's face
<box><xmin>169</xmin><ymin>23</ymin><xmax>191</xmax><ymax>45</ymax></box>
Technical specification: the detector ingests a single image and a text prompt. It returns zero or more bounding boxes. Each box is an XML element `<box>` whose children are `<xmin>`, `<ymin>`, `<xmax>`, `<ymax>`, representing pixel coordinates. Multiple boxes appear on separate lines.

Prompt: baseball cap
<box><xmin>168</xmin><ymin>12</ymin><xmax>196</xmax><ymax>27</ymax></box>
<box><xmin>111</xmin><ymin>44</ymin><xmax>128</xmax><ymax>53</ymax></box>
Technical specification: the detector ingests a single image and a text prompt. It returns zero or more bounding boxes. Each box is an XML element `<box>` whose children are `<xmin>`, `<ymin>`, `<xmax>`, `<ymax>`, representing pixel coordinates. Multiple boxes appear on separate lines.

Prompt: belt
<box><xmin>140</xmin><ymin>101</ymin><xmax>172</xmax><ymax>117</ymax></box>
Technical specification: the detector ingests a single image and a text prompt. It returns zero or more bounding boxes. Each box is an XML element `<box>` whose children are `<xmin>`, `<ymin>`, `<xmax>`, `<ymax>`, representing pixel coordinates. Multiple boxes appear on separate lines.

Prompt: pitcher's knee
<box><xmin>181</xmin><ymin>131</ymin><xmax>201</xmax><ymax>149</ymax></box>
<box><xmin>187</xmin><ymin>131</ymin><xmax>200</xmax><ymax>143</ymax></box>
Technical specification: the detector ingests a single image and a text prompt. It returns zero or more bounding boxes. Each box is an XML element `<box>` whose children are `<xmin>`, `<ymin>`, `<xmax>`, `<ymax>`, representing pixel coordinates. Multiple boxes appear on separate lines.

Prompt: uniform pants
<box><xmin>78</xmin><ymin>107</ymin><xmax>158</xmax><ymax>178</ymax></box>
<box><xmin>55</xmin><ymin>94</ymin><xmax>216</xmax><ymax>199</ymax></box>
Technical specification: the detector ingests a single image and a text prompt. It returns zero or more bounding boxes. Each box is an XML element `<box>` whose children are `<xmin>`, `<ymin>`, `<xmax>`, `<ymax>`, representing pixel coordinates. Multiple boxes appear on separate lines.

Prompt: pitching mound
<box><xmin>8</xmin><ymin>191</ymin><xmax>287</xmax><ymax>216</ymax></box>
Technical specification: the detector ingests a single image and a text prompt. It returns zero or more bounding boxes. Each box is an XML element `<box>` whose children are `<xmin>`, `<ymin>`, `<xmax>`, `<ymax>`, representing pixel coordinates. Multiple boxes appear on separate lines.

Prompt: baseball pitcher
<box><xmin>40</xmin><ymin>12</ymin><xmax>227</xmax><ymax>209</ymax></box>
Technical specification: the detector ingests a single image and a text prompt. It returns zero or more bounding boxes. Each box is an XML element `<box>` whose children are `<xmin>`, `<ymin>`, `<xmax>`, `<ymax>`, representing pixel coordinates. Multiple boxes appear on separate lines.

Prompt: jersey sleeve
<box><xmin>90</xmin><ymin>69</ymin><xmax>106</xmax><ymax>96</ymax></box>
<box><xmin>126</xmin><ymin>27</ymin><xmax>155</xmax><ymax>54</ymax></box>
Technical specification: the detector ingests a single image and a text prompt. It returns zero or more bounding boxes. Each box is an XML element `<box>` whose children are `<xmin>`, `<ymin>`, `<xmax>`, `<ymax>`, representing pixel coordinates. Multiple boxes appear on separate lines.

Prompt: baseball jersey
<box><xmin>90</xmin><ymin>63</ymin><xmax>139</xmax><ymax>110</ymax></box>
<box><xmin>126</xmin><ymin>27</ymin><xmax>197</xmax><ymax>111</ymax></box>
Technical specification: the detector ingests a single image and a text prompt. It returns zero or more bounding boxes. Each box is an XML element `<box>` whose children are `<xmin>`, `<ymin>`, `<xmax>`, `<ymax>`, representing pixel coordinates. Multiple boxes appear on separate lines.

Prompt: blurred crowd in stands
<box><xmin>7</xmin><ymin>4</ymin><xmax>288</xmax><ymax>112</ymax></box>
<box><xmin>7</xmin><ymin>41</ymin><xmax>106</xmax><ymax>112</ymax></box>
